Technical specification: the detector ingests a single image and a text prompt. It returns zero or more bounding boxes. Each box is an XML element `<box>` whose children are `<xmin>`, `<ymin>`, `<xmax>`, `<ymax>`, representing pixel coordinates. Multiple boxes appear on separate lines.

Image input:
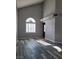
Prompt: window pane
<box><xmin>29</xmin><ymin>23</ymin><xmax>35</xmax><ymax>32</ymax></box>
<box><xmin>33</xmin><ymin>24</ymin><xmax>35</xmax><ymax>32</ymax></box>
<box><xmin>29</xmin><ymin>24</ymin><xmax>32</xmax><ymax>32</ymax></box>
<box><xmin>26</xmin><ymin>23</ymin><xmax>36</xmax><ymax>33</ymax></box>
<box><xmin>26</xmin><ymin>24</ymin><xmax>29</xmax><ymax>32</ymax></box>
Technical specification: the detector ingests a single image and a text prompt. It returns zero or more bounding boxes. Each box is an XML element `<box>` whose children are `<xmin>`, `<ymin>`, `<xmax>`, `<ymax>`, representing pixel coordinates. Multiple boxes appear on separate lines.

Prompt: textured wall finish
<box><xmin>17</xmin><ymin>4</ymin><xmax>43</xmax><ymax>39</ymax></box>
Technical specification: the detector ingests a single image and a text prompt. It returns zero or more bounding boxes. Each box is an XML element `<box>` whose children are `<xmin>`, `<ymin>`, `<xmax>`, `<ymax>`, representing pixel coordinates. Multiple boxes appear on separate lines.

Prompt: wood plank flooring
<box><xmin>16</xmin><ymin>39</ymin><xmax>62</xmax><ymax>59</ymax></box>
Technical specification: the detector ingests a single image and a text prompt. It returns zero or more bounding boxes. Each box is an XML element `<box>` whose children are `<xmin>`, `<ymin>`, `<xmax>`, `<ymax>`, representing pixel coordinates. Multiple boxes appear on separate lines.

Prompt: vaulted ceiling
<box><xmin>16</xmin><ymin>0</ymin><xmax>44</xmax><ymax>8</ymax></box>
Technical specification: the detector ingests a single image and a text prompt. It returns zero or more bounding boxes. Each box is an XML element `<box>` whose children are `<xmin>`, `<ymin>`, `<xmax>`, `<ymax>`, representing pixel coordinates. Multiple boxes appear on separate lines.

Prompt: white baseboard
<box><xmin>45</xmin><ymin>37</ymin><xmax>55</xmax><ymax>43</ymax></box>
<box><xmin>45</xmin><ymin>37</ymin><xmax>62</xmax><ymax>43</ymax></box>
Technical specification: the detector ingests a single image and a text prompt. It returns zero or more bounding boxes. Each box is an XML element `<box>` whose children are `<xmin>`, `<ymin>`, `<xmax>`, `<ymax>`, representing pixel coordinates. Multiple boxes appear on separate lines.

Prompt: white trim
<box><xmin>45</xmin><ymin>37</ymin><xmax>55</xmax><ymax>43</ymax></box>
<box><xmin>45</xmin><ymin>37</ymin><xmax>62</xmax><ymax>43</ymax></box>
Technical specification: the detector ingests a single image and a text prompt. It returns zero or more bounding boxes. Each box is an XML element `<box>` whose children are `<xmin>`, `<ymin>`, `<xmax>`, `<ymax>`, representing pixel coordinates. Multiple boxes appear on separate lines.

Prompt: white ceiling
<box><xmin>16</xmin><ymin>0</ymin><xmax>44</xmax><ymax>8</ymax></box>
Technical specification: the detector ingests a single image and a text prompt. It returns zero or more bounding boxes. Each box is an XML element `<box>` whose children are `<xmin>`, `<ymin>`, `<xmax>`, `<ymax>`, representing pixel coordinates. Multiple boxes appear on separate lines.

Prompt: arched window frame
<box><xmin>26</xmin><ymin>18</ymin><xmax>36</xmax><ymax>33</ymax></box>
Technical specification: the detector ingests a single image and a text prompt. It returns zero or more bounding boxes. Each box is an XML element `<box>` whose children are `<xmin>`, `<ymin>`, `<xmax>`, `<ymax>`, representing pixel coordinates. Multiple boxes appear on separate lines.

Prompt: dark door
<box><xmin>42</xmin><ymin>22</ymin><xmax>45</xmax><ymax>38</ymax></box>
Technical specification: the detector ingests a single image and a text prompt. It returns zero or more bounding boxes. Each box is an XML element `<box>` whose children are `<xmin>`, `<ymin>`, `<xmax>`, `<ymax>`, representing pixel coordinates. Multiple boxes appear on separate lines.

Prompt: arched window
<box><xmin>26</xmin><ymin>18</ymin><xmax>36</xmax><ymax>33</ymax></box>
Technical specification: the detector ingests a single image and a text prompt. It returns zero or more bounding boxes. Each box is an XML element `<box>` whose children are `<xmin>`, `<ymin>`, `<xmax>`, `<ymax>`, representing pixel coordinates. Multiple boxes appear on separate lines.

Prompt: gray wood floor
<box><xmin>16</xmin><ymin>39</ymin><xmax>62</xmax><ymax>59</ymax></box>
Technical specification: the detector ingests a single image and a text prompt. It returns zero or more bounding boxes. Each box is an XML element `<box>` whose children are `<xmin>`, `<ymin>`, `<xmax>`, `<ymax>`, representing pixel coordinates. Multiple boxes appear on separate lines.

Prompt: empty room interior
<box><xmin>16</xmin><ymin>0</ymin><xmax>62</xmax><ymax>59</ymax></box>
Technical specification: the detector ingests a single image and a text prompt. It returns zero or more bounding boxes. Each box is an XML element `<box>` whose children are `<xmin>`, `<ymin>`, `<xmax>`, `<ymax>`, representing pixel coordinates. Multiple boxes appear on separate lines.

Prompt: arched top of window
<box><xmin>26</xmin><ymin>17</ymin><xmax>36</xmax><ymax>33</ymax></box>
<box><xmin>26</xmin><ymin>17</ymin><xmax>36</xmax><ymax>23</ymax></box>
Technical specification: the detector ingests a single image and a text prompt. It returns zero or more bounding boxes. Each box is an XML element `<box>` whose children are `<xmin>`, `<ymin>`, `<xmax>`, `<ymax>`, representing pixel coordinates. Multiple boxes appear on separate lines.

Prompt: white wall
<box><xmin>43</xmin><ymin>0</ymin><xmax>55</xmax><ymax>42</ymax></box>
<box><xmin>43</xmin><ymin>0</ymin><xmax>62</xmax><ymax>43</ymax></box>
<box><xmin>43</xmin><ymin>0</ymin><xmax>55</xmax><ymax>17</ymax></box>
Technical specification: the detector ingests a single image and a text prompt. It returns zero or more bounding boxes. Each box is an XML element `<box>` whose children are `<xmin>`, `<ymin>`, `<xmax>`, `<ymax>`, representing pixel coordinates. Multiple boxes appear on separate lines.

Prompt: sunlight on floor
<box><xmin>53</xmin><ymin>46</ymin><xmax>62</xmax><ymax>52</ymax></box>
<box><xmin>36</xmin><ymin>40</ymin><xmax>52</xmax><ymax>46</ymax></box>
<box><xmin>36</xmin><ymin>40</ymin><xmax>62</xmax><ymax>52</ymax></box>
